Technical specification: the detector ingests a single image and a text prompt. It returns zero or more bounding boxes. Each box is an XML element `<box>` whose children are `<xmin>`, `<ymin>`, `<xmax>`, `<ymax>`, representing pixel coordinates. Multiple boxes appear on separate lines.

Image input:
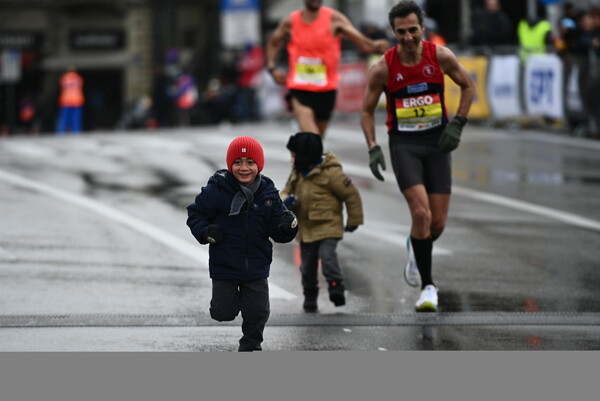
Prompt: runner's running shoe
<box><xmin>415</xmin><ymin>285</ymin><xmax>438</xmax><ymax>312</ymax></box>
<box><xmin>404</xmin><ymin>236</ymin><xmax>420</xmax><ymax>287</ymax></box>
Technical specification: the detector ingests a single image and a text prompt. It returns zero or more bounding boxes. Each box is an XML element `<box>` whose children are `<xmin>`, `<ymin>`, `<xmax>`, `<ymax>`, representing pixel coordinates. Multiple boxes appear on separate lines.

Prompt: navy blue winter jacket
<box><xmin>186</xmin><ymin>169</ymin><xmax>297</xmax><ymax>281</ymax></box>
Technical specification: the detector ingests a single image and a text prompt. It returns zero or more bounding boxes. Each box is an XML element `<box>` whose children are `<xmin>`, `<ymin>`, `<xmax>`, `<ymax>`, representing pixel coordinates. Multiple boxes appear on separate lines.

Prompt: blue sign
<box><xmin>529</xmin><ymin>69</ymin><xmax>555</xmax><ymax>105</ymax></box>
<box><xmin>538</xmin><ymin>0</ymin><xmax>563</xmax><ymax>5</ymax></box>
<box><xmin>220</xmin><ymin>0</ymin><xmax>259</xmax><ymax>11</ymax></box>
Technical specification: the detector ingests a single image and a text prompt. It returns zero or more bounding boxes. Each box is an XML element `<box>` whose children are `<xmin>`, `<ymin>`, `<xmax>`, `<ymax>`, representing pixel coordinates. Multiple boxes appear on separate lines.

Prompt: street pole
<box><xmin>527</xmin><ymin>0</ymin><xmax>538</xmax><ymax>21</ymax></box>
<box><xmin>7</xmin><ymin>83</ymin><xmax>15</xmax><ymax>134</ymax></box>
<box><xmin>460</xmin><ymin>0</ymin><xmax>471</xmax><ymax>46</ymax></box>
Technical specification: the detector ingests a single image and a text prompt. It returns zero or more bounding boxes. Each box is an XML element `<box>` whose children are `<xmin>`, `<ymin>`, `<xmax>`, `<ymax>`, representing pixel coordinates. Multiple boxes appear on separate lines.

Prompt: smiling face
<box><xmin>392</xmin><ymin>13</ymin><xmax>424</xmax><ymax>54</ymax></box>
<box><xmin>231</xmin><ymin>157</ymin><xmax>259</xmax><ymax>186</ymax></box>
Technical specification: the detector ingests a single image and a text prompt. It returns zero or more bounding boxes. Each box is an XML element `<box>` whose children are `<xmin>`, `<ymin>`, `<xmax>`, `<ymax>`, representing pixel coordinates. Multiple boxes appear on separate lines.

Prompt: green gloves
<box><xmin>438</xmin><ymin>117</ymin><xmax>467</xmax><ymax>153</ymax></box>
<box><xmin>368</xmin><ymin>145</ymin><xmax>386</xmax><ymax>181</ymax></box>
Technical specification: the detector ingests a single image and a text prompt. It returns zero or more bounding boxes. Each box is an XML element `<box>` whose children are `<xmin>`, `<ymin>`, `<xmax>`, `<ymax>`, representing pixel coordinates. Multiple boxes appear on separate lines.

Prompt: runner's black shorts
<box><xmin>388</xmin><ymin>130</ymin><xmax>452</xmax><ymax>194</ymax></box>
<box><xmin>287</xmin><ymin>89</ymin><xmax>337</xmax><ymax>121</ymax></box>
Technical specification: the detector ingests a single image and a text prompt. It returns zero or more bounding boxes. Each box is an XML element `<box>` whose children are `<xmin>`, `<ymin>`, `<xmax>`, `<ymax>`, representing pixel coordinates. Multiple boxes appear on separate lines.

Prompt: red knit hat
<box><xmin>226</xmin><ymin>136</ymin><xmax>265</xmax><ymax>172</ymax></box>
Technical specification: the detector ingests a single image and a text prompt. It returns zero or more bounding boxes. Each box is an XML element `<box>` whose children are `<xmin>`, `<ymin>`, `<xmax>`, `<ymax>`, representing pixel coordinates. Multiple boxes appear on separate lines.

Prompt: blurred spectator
<box><xmin>175</xmin><ymin>71</ymin><xmax>199</xmax><ymax>127</ymax></box>
<box><xmin>152</xmin><ymin>67</ymin><xmax>174</xmax><ymax>127</ymax></box>
<box><xmin>557</xmin><ymin>2</ymin><xmax>579</xmax><ymax>56</ymax></box>
<box><xmin>562</xmin><ymin>7</ymin><xmax>600</xmax><ymax>136</ymax></box>
<box><xmin>470</xmin><ymin>0</ymin><xmax>513</xmax><ymax>49</ymax></box>
<box><xmin>566</xmin><ymin>10</ymin><xmax>600</xmax><ymax>56</ymax></box>
<box><xmin>517</xmin><ymin>15</ymin><xmax>554</xmax><ymax>62</ymax></box>
<box><xmin>424</xmin><ymin>17</ymin><xmax>446</xmax><ymax>46</ymax></box>
<box><xmin>56</xmin><ymin>66</ymin><xmax>85</xmax><ymax>135</ymax></box>
<box><xmin>234</xmin><ymin>43</ymin><xmax>264</xmax><ymax>122</ymax></box>
<box><xmin>19</xmin><ymin>95</ymin><xmax>39</xmax><ymax>135</ymax></box>
<box><xmin>195</xmin><ymin>78</ymin><xmax>237</xmax><ymax>125</ymax></box>
<box><xmin>116</xmin><ymin>92</ymin><xmax>154</xmax><ymax>130</ymax></box>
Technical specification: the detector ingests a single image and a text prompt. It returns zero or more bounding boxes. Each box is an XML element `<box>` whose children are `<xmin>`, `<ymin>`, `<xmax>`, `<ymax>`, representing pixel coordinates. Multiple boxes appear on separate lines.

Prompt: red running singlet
<box><xmin>384</xmin><ymin>41</ymin><xmax>448</xmax><ymax>135</ymax></box>
<box><xmin>286</xmin><ymin>6</ymin><xmax>341</xmax><ymax>92</ymax></box>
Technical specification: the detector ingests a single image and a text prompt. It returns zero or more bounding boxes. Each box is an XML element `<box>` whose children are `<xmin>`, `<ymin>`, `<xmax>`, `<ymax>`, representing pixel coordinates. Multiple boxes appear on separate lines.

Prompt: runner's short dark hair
<box><xmin>388</xmin><ymin>1</ymin><xmax>425</xmax><ymax>27</ymax></box>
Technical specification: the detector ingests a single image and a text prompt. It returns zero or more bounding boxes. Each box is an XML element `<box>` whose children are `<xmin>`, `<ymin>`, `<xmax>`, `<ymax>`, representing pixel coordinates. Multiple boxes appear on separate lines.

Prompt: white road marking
<box><xmin>452</xmin><ymin>186</ymin><xmax>600</xmax><ymax>232</ymax></box>
<box><xmin>0</xmin><ymin>247</ymin><xmax>17</xmax><ymax>261</ymax></box>
<box><xmin>0</xmin><ymin>169</ymin><xmax>297</xmax><ymax>300</ymax></box>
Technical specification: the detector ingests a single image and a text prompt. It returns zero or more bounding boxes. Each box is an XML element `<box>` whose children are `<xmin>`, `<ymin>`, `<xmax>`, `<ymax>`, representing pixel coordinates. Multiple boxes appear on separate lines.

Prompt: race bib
<box><xmin>293</xmin><ymin>57</ymin><xmax>327</xmax><ymax>86</ymax></box>
<box><xmin>395</xmin><ymin>94</ymin><xmax>443</xmax><ymax>131</ymax></box>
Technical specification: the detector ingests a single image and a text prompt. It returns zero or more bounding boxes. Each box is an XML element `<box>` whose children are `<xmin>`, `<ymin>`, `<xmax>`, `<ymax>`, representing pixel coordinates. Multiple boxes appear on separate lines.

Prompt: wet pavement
<box><xmin>1</xmin><ymin>122</ymin><xmax>599</xmax><ymax>351</ymax></box>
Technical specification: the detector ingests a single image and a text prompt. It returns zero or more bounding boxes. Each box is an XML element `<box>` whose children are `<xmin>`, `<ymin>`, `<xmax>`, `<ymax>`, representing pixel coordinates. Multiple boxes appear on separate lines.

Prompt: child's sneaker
<box><xmin>328</xmin><ymin>281</ymin><xmax>346</xmax><ymax>307</ymax></box>
<box><xmin>404</xmin><ymin>237</ymin><xmax>420</xmax><ymax>287</ymax></box>
<box><xmin>415</xmin><ymin>285</ymin><xmax>438</xmax><ymax>312</ymax></box>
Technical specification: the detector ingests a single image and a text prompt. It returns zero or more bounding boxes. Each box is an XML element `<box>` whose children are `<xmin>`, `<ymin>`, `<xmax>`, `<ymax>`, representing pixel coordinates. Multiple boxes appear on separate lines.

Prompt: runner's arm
<box><xmin>333</xmin><ymin>11</ymin><xmax>389</xmax><ymax>54</ymax></box>
<box><xmin>361</xmin><ymin>57</ymin><xmax>387</xmax><ymax>150</ymax></box>
<box><xmin>266</xmin><ymin>17</ymin><xmax>291</xmax><ymax>85</ymax></box>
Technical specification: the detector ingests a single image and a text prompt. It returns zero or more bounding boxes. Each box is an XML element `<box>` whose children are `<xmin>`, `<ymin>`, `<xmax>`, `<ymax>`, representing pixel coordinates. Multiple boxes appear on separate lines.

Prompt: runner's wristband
<box><xmin>454</xmin><ymin>116</ymin><xmax>468</xmax><ymax>126</ymax></box>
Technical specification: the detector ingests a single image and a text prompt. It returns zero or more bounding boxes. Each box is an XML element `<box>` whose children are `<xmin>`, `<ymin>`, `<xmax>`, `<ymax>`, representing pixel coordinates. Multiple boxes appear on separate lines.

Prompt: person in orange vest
<box><xmin>266</xmin><ymin>0</ymin><xmax>389</xmax><ymax>139</ymax></box>
<box><xmin>56</xmin><ymin>66</ymin><xmax>85</xmax><ymax>135</ymax></box>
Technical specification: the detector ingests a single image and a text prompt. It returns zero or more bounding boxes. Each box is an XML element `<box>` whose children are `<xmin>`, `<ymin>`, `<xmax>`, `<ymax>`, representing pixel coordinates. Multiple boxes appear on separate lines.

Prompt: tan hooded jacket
<box><xmin>281</xmin><ymin>152</ymin><xmax>363</xmax><ymax>243</ymax></box>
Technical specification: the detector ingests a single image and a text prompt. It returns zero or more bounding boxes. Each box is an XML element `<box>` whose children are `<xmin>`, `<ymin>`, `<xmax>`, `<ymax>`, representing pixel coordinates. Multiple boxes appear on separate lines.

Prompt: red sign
<box><xmin>335</xmin><ymin>61</ymin><xmax>368</xmax><ymax>113</ymax></box>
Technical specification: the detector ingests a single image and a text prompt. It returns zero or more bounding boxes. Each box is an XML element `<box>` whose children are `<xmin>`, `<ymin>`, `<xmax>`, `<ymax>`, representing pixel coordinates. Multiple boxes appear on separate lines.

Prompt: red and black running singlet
<box><xmin>384</xmin><ymin>41</ymin><xmax>448</xmax><ymax>135</ymax></box>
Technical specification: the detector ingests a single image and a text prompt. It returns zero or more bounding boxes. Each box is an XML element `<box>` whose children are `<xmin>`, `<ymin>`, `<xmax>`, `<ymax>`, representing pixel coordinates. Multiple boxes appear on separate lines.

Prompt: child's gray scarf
<box><xmin>229</xmin><ymin>176</ymin><xmax>262</xmax><ymax>216</ymax></box>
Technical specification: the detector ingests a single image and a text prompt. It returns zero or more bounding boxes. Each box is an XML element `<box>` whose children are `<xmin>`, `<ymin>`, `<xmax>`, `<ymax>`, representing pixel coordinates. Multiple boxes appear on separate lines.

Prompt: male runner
<box><xmin>266</xmin><ymin>0</ymin><xmax>389</xmax><ymax>138</ymax></box>
<box><xmin>360</xmin><ymin>1</ymin><xmax>474</xmax><ymax>312</ymax></box>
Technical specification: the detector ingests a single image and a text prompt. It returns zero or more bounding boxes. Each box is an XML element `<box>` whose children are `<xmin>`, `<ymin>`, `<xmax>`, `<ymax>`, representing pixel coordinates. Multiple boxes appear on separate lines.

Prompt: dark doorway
<box><xmin>80</xmin><ymin>69</ymin><xmax>123</xmax><ymax>131</ymax></box>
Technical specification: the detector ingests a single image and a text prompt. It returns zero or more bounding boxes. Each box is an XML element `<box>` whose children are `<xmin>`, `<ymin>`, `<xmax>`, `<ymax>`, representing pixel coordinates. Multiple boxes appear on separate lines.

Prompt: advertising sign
<box><xmin>524</xmin><ymin>54</ymin><xmax>564</xmax><ymax>119</ymax></box>
<box><xmin>487</xmin><ymin>55</ymin><xmax>522</xmax><ymax>119</ymax></box>
<box><xmin>444</xmin><ymin>56</ymin><xmax>490</xmax><ymax>120</ymax></box>
<box><xmin>335</xmin><ymin>61</ymin><xmax>368</xmax><ymax>113</ymax></box>
<box><xmin>221</xmin><ymin>0</ymin><xmax>260</xmax><ymax>48</ymax></box>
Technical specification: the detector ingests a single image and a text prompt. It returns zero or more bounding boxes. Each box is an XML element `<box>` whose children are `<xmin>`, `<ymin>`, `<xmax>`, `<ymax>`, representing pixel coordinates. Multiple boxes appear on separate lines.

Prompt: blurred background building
<box><xmin>0</xmin><ymin>0</ymin><xmax>598</xmax><ymax>134</ymax></box>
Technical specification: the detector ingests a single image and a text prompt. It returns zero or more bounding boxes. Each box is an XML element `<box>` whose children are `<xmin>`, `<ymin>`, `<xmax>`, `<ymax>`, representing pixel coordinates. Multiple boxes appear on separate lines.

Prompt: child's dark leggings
<box><xmin>210</xmin><ymin>278</ymin><xmax>270</xmax><ymax>352</ymax></box>
<box><xmin>300</xmin><ymin>238</ymin><xmax>343</xmax><ymax>291</ymax></box>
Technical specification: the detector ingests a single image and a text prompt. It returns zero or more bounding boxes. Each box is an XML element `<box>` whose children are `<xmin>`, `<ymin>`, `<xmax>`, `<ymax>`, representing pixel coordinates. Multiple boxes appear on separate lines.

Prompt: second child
<box><xmin>281</xmin><ymin>132</ymin><xmax>363</xmax><ymax>311</ymax></box>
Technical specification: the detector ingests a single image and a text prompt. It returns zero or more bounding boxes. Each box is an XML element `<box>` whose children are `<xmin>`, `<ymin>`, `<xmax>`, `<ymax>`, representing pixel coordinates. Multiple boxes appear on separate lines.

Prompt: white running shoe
<box><xmin>415</xmin><ymin>285</ymin><xmax>438</xmax><ymax>312</ymax></box>
<box><xmin>404</xmin><ymin>237</ymin><xmax>420</xmax><ymax>287</ymax></box>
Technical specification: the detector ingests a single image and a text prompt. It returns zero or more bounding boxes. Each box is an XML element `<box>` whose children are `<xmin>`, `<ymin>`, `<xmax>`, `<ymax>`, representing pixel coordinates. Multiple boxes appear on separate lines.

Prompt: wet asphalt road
<box><xmin>1</xmin><ymin>121</ymin><xmax>599</xmax><ymax>351</ymax></box>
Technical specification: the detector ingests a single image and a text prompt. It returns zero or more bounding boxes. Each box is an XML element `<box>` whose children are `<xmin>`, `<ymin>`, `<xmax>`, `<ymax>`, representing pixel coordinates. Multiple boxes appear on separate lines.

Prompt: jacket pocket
<box><xmin>308</xmin><ymin>209</ymin><xmax>334</xmax><ymax>222</ymax></box>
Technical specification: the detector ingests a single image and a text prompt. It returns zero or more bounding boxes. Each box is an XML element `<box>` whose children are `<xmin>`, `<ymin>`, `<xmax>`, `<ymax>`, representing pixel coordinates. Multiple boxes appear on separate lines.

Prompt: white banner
<box><xmin>487</xmin><ymin>55</ymin><xmax>522</xmax><ymax>119</ymax></box>
<box><xmin>524</xmin><ymin>54</ymin><xmax>564</xmax><ymax>119</ymax></box>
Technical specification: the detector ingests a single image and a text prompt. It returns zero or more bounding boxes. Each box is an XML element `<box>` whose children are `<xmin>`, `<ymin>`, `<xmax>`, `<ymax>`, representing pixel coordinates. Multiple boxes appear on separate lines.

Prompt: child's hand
<box><xmin>203</xmin><ymin>224</ymin><xmax>224</xmax><ymax>244</ymax></box>
<box><xmin>283</xmin><ymin>194</ymin><xmax>298</xmax><ymax>211</ymax></box>
<box><xmin>344</xmin><ymin>225</ymin><xmax>358</xmax><ymax>232</ymax></box>
<box><xmin>279</xmin><ymin>210</ymin><xmax>298</xmax><ymax>234</ymax></box>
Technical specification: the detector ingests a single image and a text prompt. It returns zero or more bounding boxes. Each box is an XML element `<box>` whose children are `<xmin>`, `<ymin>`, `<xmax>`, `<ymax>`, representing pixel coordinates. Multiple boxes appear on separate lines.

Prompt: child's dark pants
<box><xmin>210</xmin><ymin>278</ymin><xmax>270</xmax><ymax>351</ymax></box>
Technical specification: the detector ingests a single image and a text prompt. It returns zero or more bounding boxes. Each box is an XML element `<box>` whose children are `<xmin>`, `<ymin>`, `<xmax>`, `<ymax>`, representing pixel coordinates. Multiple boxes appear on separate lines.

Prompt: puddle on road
<box><xmin>81</xmin><ymin>168</ymin><xmax>188</xmax><ymax>208</ymax></box>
